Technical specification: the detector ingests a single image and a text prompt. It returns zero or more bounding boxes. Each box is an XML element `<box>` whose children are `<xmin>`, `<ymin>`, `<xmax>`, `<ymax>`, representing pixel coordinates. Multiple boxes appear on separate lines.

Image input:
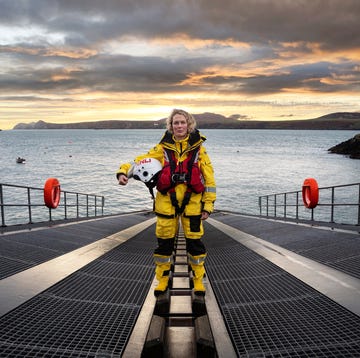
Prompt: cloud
<box><xmin>1</xmin><ymin>0</ymin><xmax>360</xmax><ymax>129</ymax></box>
<box><xmin>2</xmin><ymin>0</ymin><xmax>360</xmax><ymax>48</ymax></box>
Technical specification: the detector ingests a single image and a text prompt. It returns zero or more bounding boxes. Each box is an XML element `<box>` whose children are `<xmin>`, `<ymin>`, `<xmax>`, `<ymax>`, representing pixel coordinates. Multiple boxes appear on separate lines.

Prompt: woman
<box><xmin>117</xmin><ymin>109</ymin><xmax>216</xmax><ymax>296</ymax></box>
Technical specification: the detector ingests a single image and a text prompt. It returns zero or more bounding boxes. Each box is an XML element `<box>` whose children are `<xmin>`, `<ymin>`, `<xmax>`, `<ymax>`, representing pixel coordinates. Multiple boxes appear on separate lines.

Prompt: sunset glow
<box><xmin>0</xmin><ymin>0</ymin><xmax>359</xmax><ymax>130</ymax></box>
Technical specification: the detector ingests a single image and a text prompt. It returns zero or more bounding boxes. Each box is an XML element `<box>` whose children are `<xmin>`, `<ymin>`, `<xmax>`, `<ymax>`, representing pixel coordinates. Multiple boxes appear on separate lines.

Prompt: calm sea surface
<box><xmin>1</xmin><ymin>129</ymin><xmax>359</xmax><ymax>224</ymax></box>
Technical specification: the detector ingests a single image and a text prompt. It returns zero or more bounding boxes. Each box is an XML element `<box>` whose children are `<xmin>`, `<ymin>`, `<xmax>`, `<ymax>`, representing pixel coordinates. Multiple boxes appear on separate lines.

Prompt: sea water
<box><xmin>0</xmin><ymin>129</ymin><xmax>359</xmax><ymax>224</ymax></box>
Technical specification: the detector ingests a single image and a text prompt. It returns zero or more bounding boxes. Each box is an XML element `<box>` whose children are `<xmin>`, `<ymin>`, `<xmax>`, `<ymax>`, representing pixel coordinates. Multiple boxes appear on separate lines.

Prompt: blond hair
<box><xmin>166</xmin><ymin>109</ymin><xmax>197</xmax><ymax>134</ymax></box>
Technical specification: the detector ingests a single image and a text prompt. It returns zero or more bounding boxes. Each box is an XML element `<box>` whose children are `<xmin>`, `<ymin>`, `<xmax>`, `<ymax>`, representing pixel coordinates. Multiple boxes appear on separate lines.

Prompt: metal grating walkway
<box><xmin>211</xmin><ymin>212</ymin><xmax>360</xmax><ymax>279</ymax></box>
<box><xmin>204</xmin><ymin>222</ymin><xmax>360</xmax><ymax>357</ymax></box>
<box><xmin>0</xmin><ymin>225</ymin><xmax>155</xmax><ymax>357</ymax></box>
<box><xmin>0</xmin><ymin>213</ymin><xmax>148</xmax><ymax>280</ymax></box>
<box><xmin>1</xmin><ymin>211</ymin><xmax>360</xmax><ymax>357</ymax></box>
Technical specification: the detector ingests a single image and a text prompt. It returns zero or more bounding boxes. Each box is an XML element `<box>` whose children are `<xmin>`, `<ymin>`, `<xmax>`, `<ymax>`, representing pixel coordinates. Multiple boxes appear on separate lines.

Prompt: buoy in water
<box><xmin>16</xmin><ymin>157</ymin><xmax>26</xmax><ymax>164</ymax></box>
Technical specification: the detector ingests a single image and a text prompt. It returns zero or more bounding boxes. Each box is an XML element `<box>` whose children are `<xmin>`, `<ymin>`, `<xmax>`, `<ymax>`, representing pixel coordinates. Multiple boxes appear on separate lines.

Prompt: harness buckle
<box><xmin>171</xmin><ymin>173</ymin><xmax>187</xmax><ymax>183</ymax></box>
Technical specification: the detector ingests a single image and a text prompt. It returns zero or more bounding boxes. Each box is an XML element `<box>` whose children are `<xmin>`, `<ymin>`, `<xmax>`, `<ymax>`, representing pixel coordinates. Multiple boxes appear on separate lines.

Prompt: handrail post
<box><xmin>86</xmin><ymin>195</ymin><xmax>89</xmax><ymax>217</ymax></box>
<box><xmin>259</xmin><ymin>196</ymin><xmax>262</xmax><ymax>216</ymax></box>
<box><xmin>27</xmin><ymin>187</ymin><xmax>32</xmax><ymax>224</ymax></box>
<box><xmin>296</xmin><ymin>191</ymin><xmax>299</xmax><ymax>220</ymax></box>
<box><xmin>0</xmin><ymin>184</ymin><xmax>5</xmax><ymax>227</ymax></box>
<box><xmin>95</xmin><ymin>196</ymin><xmax>97</xmax><ymax>217</ymax></box>
<box><xmin>76</xmin><ymin>193</ymin><xmax>79</xmax><ymax>218</ymax></box>
<box><xmin>266</xmin><ymin>196</ymin><xmax>269</xmax><ymax>217</ymax></box>
<box><xmin>274</xmin><ymin>194</ymin><xmax>277</xmax><ymax>217</ymax></box>
<box><xmin>64</xmin><ymin>192</ymin><xmax>67</xmax><ymax>220</ymax></box>
<box><xmin>358</xmin><ymin>184</ymin><xmax>360</xmax><ymax>226</ymax></box>
<box><xmin>330</xmin><ymin>187</ymin><xmax>335</xmax><ymax>223</ymax></box>
<box><xmin>284</xmin><ymin>193</ymin><xmax>287</xmax><ymax>218</ymax></box>
<box><xmin>102</xmin><ymin>197</ymin><xmax>105</xmax><ymax>215</ymax></box>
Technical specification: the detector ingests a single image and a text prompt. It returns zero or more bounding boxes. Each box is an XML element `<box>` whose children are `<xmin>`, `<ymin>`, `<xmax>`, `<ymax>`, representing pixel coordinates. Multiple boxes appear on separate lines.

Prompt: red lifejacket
<box><xmin>157</xmin><ymin>147</ymin><xmax>205</xmax><ymax>195</ymax></box>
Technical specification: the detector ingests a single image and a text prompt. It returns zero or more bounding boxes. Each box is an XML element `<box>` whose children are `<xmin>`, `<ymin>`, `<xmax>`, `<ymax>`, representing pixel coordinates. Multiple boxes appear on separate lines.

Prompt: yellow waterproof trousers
<box><xmin>155</xmin><ymin>214</ymin><xmax>203</xmax><ymax>239</ymax></box>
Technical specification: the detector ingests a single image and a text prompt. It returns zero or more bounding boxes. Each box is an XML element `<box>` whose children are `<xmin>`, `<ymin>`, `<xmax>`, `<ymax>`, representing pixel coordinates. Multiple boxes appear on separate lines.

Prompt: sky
<box><xmin>0</xmin><ymin>0</ymin><xmax>360</xmax><ymax>130</ymax></box>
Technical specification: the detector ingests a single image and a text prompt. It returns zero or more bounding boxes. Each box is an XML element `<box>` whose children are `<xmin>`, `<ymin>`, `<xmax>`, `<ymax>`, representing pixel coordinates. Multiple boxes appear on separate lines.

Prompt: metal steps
<box><xmin>141</xmin><ymin>228</ymin><xmax>216</xmax><ymax>357</ymax></box>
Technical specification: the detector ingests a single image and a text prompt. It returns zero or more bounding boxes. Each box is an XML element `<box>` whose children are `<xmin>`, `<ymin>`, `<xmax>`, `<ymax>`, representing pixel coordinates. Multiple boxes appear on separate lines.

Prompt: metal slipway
<box><xmin>123</xmin><ymin>226</ymin><xmax>237</xmax><ymax>358</ymax></box>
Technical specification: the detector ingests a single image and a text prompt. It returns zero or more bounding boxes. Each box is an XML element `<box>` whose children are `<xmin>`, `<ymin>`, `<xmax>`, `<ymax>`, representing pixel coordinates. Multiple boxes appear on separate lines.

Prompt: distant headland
<box><xmin>11</xmin><ymin>111</ymin><xmax>360</xmax><ymax>130</ymax></box>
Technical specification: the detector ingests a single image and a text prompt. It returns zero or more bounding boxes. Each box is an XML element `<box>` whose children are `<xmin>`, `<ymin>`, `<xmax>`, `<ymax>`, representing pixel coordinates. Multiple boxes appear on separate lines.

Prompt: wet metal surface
<box><xmin>212</xmin><ymin>212</ymin><xmax>360</xmax><ymax>279</ymax></box>
<box><xmin>0</xmin><ymin>219</ymin><xmax>156</xmax><ymax>357</ymax></box>
<box><xmin>1</xmin><ymin>211</ymin><xmax>360</xmax><ymax>357</ymax></box>
<box><xmin>0</xmin><ymin>213</ymin><xmax>151</xmax><ymax>279</ymax></box>
<box><xmin>205</xmin><ymin>219</ymin><xmax>360</xmax><ymax>357</ymax></box>
<box><xmin>207</xmin><ymin>217</ymin><xmax>360</xmax><ymax>317</ymax></box>
<box><xmin>0</xmin><ymin>216</ymin><xmax>156</xmax><ymax>316</ymax></box>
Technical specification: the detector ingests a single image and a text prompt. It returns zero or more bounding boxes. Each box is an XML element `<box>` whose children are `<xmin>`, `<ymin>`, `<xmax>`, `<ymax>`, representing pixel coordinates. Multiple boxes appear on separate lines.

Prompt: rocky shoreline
<box><xmin>328</xmin><ymin>134</ymin><xmax>360</xmax><ymax>159</ymax></box>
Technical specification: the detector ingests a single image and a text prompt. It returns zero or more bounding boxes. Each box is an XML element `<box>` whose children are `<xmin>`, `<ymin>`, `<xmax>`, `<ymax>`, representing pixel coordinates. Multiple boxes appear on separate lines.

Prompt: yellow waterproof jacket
<box><xmin>116</xmin><ymin>130</ymin><xmax>216</xmax><ymax>217</ymax></box>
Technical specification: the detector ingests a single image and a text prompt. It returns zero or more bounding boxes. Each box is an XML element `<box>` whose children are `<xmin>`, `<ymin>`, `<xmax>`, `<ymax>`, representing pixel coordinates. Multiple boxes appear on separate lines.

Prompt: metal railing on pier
<box><xmin>0</xmin><ymin>182</ymin><xmax>105</xmax><ymax>227</ymax></box>
<box><xmin>259</xmin><ymin>182</ymin><xmax>360</xmax><ymax>226</ymax></box>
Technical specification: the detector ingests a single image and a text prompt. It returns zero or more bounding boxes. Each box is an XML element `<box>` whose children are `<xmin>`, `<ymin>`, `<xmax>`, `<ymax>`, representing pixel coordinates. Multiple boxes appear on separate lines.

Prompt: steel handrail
<box><xmin>259</xmin><ymin>182</ymin><xmax>360</xmax><ymax>226</ymax></box>
<box><xmin>0</xmin><ymin>182</ymin><xmax>105</xmax><ymax>227</ymax></box>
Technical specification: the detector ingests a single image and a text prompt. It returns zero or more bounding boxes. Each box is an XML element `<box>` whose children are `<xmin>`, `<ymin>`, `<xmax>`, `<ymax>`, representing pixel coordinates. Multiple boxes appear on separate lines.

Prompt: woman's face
<box><xmin>172</xmin><ymin>114</ymin><xmax>188</xmax><ymax>140</ymax></box>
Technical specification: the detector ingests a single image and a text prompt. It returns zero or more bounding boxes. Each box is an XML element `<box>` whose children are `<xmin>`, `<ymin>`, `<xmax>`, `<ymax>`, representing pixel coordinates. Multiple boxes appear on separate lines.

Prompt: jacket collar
<box><xmin>160</xmin><ymin>129</ymin><xmax>205</xmax><ymax>147</ymax></box>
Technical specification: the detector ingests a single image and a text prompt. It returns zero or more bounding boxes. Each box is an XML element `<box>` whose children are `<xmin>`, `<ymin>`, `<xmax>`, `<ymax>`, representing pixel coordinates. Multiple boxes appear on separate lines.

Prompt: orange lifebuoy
<box><xmin>302</xmin><ymin>178</ymin><xmax>319</xmax><ymax>209</ymax></box>
<box><xmin>44</xmin><ymin>178</ymin><xmax>61</xmax><ymax>209</ymax></box>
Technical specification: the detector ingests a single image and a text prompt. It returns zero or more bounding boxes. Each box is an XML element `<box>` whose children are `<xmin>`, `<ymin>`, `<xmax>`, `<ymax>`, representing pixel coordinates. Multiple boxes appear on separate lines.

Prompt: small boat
<box><xmin>16</xmin><ymin>157</ymin><xmax>26</xmax><ymax>164</ymax></box>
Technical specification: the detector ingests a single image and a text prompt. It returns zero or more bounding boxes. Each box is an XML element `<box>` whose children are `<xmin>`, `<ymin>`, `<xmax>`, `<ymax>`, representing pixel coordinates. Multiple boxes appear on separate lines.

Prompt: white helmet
<box><xmin>133</xmin><ymin>158</ymin><xmax>162</xmax><ymax>185</ymax></box>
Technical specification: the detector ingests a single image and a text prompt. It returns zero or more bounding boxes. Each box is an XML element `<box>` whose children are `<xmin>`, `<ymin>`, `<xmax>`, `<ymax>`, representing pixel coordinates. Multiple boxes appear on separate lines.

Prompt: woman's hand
<box><xmin>118</xmin><ymin>174</ymin><xmax>128</xmax><ymax>185</ymax></box>
<box><xmin>201</xmin><ymin>211</ymin><xmax>209</xmax><ymax>220</ymax></box>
